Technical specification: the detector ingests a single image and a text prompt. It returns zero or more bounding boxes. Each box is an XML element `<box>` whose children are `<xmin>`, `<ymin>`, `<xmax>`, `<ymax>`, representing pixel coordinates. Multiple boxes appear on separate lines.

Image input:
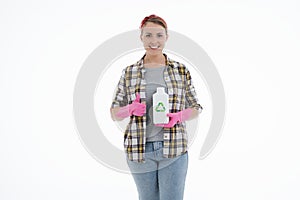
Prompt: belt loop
<box><xmin>153</xmin><ymin>141</ymin><xmax>158</xmax><ymax>150</ymax></box>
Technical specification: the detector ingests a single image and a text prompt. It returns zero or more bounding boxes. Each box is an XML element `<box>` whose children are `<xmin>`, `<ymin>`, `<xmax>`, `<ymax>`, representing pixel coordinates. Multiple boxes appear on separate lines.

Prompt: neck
<box><xmin>144</xmin><ymin>54</ymin><xmax>166</xmax><ymax>66</ymax></box>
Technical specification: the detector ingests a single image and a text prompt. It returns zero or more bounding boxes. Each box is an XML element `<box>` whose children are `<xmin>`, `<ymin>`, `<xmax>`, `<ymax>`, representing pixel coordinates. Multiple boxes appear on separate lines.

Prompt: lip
<box><xmin>149</xmin><ymin>46</ymin><xmax>160</xmax><ymax>50</ymax></box>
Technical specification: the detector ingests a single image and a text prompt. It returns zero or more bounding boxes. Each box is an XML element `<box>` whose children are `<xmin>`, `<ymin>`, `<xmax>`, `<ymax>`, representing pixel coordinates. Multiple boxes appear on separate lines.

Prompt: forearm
<box><xmin>187</xmin><ymin>108</ymin><xmax>200</xmax><ymax>120</ymax></box>
<box><xmin>182</xmin><ymin>107</ymin><xmax>200</xmax><ymax>121</ymax></box>
<box><xmin>110</xmin><ymin>107</ymin><xmax>126</xmax><ymax>121</ymax></box>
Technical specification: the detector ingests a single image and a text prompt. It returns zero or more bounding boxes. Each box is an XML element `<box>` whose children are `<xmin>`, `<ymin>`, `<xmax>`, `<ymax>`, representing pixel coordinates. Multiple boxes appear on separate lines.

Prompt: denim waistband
<box><xmin>145</xmin><ymin>141</ymin><xmax>164</xmax><ymax>152</ymax></box>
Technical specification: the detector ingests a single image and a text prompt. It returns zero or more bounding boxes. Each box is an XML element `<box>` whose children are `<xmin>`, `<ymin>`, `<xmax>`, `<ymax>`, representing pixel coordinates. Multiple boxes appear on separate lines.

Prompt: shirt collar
<box><xmin>136</xmin><ymin>53</ymin><xmax>175</xmax><ymax>69</ymax></box>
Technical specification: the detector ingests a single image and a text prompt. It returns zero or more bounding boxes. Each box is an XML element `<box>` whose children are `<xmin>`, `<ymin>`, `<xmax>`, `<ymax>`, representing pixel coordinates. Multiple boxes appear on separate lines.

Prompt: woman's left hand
<box><xmin>155</xmin><ymin>113</ymin><xmax>180</xmax><ymax>128</ymax></box>
<box><xmin>155</xmin><ymin>108</ymin><xmax>194</xmax><ymax>128</ymax></box>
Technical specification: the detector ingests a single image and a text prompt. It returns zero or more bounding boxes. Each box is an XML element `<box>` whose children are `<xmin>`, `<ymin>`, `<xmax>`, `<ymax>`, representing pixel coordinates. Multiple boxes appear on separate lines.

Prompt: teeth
<box><xmin>150</xmin><ymin>46</ymin><xmax>159</xmax><ymax>49</ymax></box>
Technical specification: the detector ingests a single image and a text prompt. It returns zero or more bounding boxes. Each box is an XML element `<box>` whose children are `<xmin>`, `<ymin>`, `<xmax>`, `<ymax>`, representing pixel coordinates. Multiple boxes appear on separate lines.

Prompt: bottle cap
<box><xmin>157</xmin><ymin>87</ymin><xmax>165</xmax><ymax>93</ymax></box>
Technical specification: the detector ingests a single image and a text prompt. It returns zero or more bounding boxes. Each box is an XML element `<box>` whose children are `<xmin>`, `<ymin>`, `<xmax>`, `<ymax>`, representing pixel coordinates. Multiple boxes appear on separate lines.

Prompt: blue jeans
<box><xmin>126</xmin><ymin>141</ymin><xmax>188</xmax><ymax>200</ymax></box>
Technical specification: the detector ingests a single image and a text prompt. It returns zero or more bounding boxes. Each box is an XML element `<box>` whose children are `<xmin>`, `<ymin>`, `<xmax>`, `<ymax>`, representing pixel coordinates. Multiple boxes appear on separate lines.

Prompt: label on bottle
<box><xmin>153</xmin><ymin>87</ymin><xmax>169</xmax><ymax>124</ymax></box>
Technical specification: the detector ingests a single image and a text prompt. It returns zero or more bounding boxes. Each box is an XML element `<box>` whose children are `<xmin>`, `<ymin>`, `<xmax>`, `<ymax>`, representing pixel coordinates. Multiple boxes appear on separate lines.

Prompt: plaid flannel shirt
<box><xmin>111</xmin><ymin>54</ymin><xmax>203</xmax><ymax>162</ymax></box>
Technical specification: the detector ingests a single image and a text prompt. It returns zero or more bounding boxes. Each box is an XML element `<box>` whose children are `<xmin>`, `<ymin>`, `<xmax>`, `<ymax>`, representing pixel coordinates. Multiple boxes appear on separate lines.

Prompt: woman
<box><xmin>110</xmin><ymin>14</ymin><xmax>203</xmax><ymax>200</ymax></box>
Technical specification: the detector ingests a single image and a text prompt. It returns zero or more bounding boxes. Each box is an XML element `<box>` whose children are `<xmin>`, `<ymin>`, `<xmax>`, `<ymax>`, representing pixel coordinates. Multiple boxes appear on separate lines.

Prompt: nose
<box><xmin>149</xmin><ymin>37</ymin><xmax>158</xmax><ymax>44</ymax></box>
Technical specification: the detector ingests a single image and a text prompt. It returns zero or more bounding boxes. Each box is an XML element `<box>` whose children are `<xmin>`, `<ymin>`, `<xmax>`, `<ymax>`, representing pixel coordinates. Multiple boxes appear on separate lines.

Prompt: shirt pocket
<box><xmin>173</xmin><ymin>79</ymin><xmax>184</xmax><ymax>98</ymax></box>
<box><xmin>126</xmin><ymin>86</ymin><xmax>137</xmax><ymax>103</ymax></box>
<box><xmin>171</xmin><ymin>74</ymin><xmax>185</xmax><ymax>111</ymax></box>
<box><xmin>172</xmin><ymin>71</ymin><xmax>184</xmax><ymax>90</ymax></box>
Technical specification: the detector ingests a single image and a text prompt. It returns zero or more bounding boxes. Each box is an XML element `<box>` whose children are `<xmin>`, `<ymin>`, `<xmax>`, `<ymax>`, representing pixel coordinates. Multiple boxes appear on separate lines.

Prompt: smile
<box><xmin>149</xmin><ymin>46</ymin><xmax>160</xmax><ymax>50</ymax></box>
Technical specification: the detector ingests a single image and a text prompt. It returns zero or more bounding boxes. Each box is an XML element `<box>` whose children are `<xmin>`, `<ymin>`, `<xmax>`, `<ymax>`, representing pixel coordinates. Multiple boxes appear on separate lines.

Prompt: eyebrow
<box><xmin>144</xmin><ymin>32</ymin><xmax>164</xmax><ymax>35</ymax></box>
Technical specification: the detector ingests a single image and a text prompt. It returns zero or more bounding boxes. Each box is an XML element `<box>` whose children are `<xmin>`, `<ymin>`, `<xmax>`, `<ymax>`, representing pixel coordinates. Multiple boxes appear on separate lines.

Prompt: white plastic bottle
<box><xmin>153</xmin><ymin>87</ymin><xmax>169</xmax><ymax>124</ymax></box>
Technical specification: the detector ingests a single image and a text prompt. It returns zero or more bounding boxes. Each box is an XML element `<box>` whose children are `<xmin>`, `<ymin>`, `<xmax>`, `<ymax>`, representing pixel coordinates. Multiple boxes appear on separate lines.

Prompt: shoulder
<box><xmin>167</xmin><ymin>56</ymin><xmax>190</xmax><ymax>75</ymax></box>
<box><xmin>120</xmin><ymin>64</ymin><xmax>138</xmax><ymax>76</ymax></box>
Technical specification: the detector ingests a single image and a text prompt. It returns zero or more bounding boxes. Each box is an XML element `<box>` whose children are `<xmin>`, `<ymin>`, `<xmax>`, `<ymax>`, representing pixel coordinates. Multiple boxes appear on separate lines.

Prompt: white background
<box><xmin>1</xmin><ymin>0</ymin><xmax>300</xmax><ymax>199</ymax></box>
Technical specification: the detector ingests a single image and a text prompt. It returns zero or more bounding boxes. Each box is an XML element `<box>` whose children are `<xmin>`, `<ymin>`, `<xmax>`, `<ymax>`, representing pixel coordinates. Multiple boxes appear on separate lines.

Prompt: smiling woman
<box><xmin>140</xmin><ymin>15</ymin><xmax>169</xmax><ymax>68</ymax></box>
<box><xmin>110</xmin><ymin>14</ymin><xmax>203</xmax><ymax>200</ymax></box>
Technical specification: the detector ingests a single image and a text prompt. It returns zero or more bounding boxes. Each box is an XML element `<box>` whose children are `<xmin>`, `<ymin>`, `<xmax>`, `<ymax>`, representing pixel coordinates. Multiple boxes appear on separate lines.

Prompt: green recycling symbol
<box><xmin>155</xmin><ymin>102</ymin><xmax>166</xmax><ymax>112</ymax></box>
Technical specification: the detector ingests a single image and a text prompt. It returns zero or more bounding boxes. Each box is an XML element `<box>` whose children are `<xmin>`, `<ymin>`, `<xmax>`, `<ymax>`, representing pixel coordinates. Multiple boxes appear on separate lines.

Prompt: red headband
<box><xmin>139</xmin><ymin>14</ymin><xmax>167</xmax><ymax>29</ymax></box>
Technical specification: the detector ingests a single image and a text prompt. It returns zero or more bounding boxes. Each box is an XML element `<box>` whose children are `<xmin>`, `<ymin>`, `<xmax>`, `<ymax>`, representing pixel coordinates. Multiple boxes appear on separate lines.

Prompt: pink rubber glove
<box><xmin>116</xmin><ymin>93</ymin><xmax>146</xmax><ymax>118</ymax></box>
<box><xmin>156</xmin><ymin>108</ymin><xmax>193</xmax><ymax>128</ymax></box>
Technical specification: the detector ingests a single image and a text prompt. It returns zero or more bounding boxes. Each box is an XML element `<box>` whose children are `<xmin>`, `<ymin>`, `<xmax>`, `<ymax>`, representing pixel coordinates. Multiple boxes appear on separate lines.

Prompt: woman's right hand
<box><xmin>115</xmin><ymin>93</ymin><xmax>146</xmax><ymax>118</ymax></box>
<box><xmin>129</xmin><ymin>93</ymin><xmax>146</xmax><ymax>116</ymax></box>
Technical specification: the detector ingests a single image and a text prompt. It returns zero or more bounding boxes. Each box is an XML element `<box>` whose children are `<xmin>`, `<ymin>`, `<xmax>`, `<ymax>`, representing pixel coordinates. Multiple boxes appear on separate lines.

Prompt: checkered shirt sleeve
<box><xmin>111</xmin><ymin>68</ymin><xmax>128</xmax><ymax>108</ymax></box>
<box><xmin>185</xmin><ymin>68</ymin><xmax>203</xmax><ymax>112</ymax></box>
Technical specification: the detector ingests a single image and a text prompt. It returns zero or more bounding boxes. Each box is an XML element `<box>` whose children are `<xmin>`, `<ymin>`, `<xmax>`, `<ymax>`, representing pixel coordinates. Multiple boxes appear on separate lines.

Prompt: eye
<box><xmin>145</xmin><ymin>34</ymin><xmax>151</xmax><ymax>37</ymax></box>
<box><xmin>157</xmin><ymin>34</ymin><xmax>163</xmax><ymax>37</ymax></box>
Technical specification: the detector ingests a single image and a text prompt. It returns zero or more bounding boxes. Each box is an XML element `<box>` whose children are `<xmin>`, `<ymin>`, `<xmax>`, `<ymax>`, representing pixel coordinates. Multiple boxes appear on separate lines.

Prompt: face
<box><xmin>140</xmin><ymin>22</ymin><xmax>168</xmax><ymax>56</ymax></box>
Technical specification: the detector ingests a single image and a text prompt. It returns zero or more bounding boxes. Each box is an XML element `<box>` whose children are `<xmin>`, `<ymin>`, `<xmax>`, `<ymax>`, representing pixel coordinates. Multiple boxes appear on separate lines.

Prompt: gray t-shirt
<box><xmin>145</xmin><ymin>66</ymin><xmax>167</xmax><ymax>141</ymax></box>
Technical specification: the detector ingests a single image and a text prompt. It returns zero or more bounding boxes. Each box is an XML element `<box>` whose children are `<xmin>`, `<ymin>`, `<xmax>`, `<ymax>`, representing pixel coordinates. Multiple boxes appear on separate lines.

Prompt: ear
<box><xmin>166</xmin><ymin>33</ymin><xmax>169</xmax><ymax>41</ymax></box>
<box><xmin>140</xmin><ymin>30</ymin><xmax>144</xmax><ymax>42</ymax></box>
